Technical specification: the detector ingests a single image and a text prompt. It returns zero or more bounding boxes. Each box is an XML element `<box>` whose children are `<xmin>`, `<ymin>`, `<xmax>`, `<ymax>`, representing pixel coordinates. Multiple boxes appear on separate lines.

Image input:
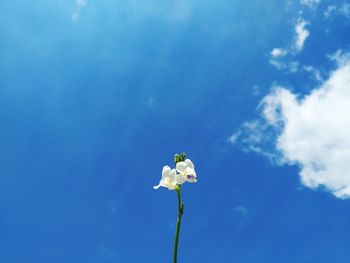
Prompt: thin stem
<box><xmin>173</xmin><ymin>187</ymin><xmax>184</xmax><ymax>263</ymax></box>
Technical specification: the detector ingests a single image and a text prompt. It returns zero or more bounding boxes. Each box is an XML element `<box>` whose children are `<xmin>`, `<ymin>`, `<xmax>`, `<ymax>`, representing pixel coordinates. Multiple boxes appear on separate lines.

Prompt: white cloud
<box><xmin>288</xmin><ymin>61</ymin><xmax>299</xmax><ymax>72</ymax></box>
<box><xmin>252</xmin><ymin>85</ymin><xmax>261</xmax><ymax>96</ymax></box>
<box><xmin>324</xmin><ymin>5</ymin><xmax>337</xmax><ymax>19</ymax></box>
<box><xmin>269</xmin><ymin>49</ymin><xmax>289</xmax><ymax>69</ymax></box>
<box><xmin>268</xmin><ymin>18</ymin><xmax>309</xmax><ymax>72</ymax></box>
<box><xmin>339</xmin><ymin>3</ymin><xmax>350</xmax><ymax>17</ymax></box>
<box><xmin>271</xmin><ymin>48</ymin><xmax>288</xmax><ymax>58</ymax></box>
<box><xmin>232</xmin><ymin>51</ymin><xmax>350</xmax><ymax>199</ymax></box>
<box><xmin>294</xmin><ymin>18</ymin><xmax>310</xmax><ymax>52</ymax></box>
<box><xmin>328</xmin><ymin>50</ymin><xmax>350</xmax><ymax>65</ymax></box>
<box><xmin>269</xmin><ymin>59</ymin><xmax>300</xmax><ymax>73</ymax></box>
<box><xmin>300</xmin><ymin>0</ymin><xmax>321</xmax><ymax>9</ymax></box>
<box><xmin>303</xmin><ymin>65</ymin><xmax>323</xmax><ymax>81</ymax></box>
<box><xmin>324</xmin><ymin>3</ymin><xmax>350</xmax><ymax>19</ymax></box>
<box><xmin>228</xmin><ymin>120</ymin><xmax>279</xmax><ymax>162</ymax></box>
<box><xmin>72</xmin><ymin>0</ymin><xmax>87</xmax><ymax>21</ymax></box>
<box><xmin>227</xmin><ymin>132</ymin><xmax>241</xmax><ymax>144</ymax></box>
<box><xmin>269</xmin><ymin>59</ymin><xmax>285</xmax><ymax>70</ymax></box>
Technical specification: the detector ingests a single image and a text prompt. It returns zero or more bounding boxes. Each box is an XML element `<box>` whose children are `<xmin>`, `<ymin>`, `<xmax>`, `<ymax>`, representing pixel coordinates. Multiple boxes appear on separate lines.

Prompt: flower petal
<box><xmin>185</xmin><ymin>159</ymin><xmax>194</xmax><ymax>169</ymax></box>
<box><xmin>153</xmin><ymin>178</ymin><xmax>166</xmax><ymax>189</ymax></box>
<box><xmin>176</xmin><ymin>173</ymin><xmax>186</xmax><ymax>184</ymax></box>
<box><xmin>162</xmin><ymin>165</ymin><xmax>171</xmax><ymax>179</ymax></box>
<box><xmin>153</xmin><ymin>183</ymin><xmax>162</xmax><ymax>189</ymax></box>
<box><xmin>169</xmin><ymin>169</ymin><xmax>177</xmax><ymax>182</ymax></box>
<box><xmin>163</xmin><ymin>177</ymin><xmax>177</xmax><ymax>190</ymax></box>
<box><xmin>176</xmin><ymin>161</ymin><xmax>188</xmax><ymax>174</ymax></box>
<box><xmin>186</xmin><ymin>172</ymin><xmax>197</xmax><ymax>183</ymax></box>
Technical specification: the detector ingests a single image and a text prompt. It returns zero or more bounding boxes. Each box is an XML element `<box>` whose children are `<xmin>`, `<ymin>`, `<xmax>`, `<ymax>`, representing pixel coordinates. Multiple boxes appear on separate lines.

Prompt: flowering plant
<box><xmin>154</xmin><ymin>152</ymin><xmax>197</xmax><ymax>263</ymax></box>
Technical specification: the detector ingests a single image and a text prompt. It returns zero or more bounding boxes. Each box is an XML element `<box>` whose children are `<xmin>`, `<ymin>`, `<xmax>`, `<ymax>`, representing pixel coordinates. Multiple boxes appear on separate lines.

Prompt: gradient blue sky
<box><xmin>1</xmin><ymin>0</ymin><xmax>350</xmax><ymax>262</ymax></box>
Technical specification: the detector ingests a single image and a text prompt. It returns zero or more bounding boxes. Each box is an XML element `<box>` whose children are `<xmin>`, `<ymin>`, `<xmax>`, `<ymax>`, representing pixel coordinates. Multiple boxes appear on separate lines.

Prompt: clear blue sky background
<box><xmin>1</xmin><ymin>0</ymin><xmax>350</xmax><ymax>262</ymax></box>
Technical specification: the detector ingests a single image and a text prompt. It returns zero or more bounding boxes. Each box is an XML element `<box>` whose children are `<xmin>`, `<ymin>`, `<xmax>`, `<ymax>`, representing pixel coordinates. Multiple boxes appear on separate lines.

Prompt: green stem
<box><xmin>173</xmin><ymin>187</ymin><xmax>184</xmax><ymax>263</ymax></box>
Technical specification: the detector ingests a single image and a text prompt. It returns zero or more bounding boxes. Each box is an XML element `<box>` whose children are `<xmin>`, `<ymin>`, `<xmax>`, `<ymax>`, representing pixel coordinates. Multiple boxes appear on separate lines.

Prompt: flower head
<box><xmin>154</xmin><ymin>156</ymin><xmax>197</xmax><ymax>190</ymax></box>
<box><xmin>176</xmin><ymin>159</ymin><xmax>197</xmax><ymax>183</ymax></box>
<box><xmin>153</xmin><ymin>166</ymin><xmax>178</xmax><ymax>190</ymax></box>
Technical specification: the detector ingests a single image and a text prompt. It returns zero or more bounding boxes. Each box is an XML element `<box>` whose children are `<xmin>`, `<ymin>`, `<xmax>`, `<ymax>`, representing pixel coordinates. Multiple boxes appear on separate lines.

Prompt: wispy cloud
<box><xmin>72</xmin><ymin>0</ymin><xmax>87</xmax><ymax>22</ymax></box>
<box><xmin>328</xmin><ymin>50</ymin><xmax>350</xmax><ymax>65</ymax></box>
<box><xmin>300</xmin><ymin>0</ymin><xmax>321</xmax><ymax>9</ymax></box>
<box><xmin>339</xmin><ymin>2</ymin><xmax>350</xmax><ymax>17</ymax></box>
<box><xmin>294</xmin><ymin>18</ymin><xmax>309</xmax><ymax>52</ymax></box>
<box><xmin>269</xmin><ymin>48</ymin><xmax>288</xmax><ymax>69</ymax></box>
<box><xmin>269</xmin><ymin>18</ymin><xmax>309</xmax><ymax>72</ymax></box>
<box><xmin>324</xmin><ymin>5</ymin><xmax>337</xmax><ymax>19</ymax></box>
<box><xmin>270</xmin><ymin>48</ymin><xmax>288</xmax><ymax>58</ymax></box>
<box><xmin>303</xmin><ymin>65</ymin><xmax>323</xmax><ymax>82</ymax></box>
<box><xmin>228</xmin><ymin>120</ymin><xmax>280</xmax><ymax>162</ymax></box>
<box><xmin>231</xmin><ymin>51</ymin><xmax>350</xmax><ymax>199</ymax></box>
<box><xmin>269</xmin><ymin>58</ymin><xmax>300</xmax><ymax>73</ymax></box>
<box><xmin>324</xmin><ymin>3</ymin><xmax>350</xmax><ymax>19</ymax></box>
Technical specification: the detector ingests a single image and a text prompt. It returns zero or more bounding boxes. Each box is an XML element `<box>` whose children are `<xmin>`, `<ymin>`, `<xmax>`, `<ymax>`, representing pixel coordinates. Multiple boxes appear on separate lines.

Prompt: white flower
<box><xmin>153</xmin><ymin>166</ymin><xmax>178</xmax><ymax>190</ymax></box>
<box><xmin>176</xmin><ymin>159</ymin><xmax>197</xmax><ymax>183</ymax></box>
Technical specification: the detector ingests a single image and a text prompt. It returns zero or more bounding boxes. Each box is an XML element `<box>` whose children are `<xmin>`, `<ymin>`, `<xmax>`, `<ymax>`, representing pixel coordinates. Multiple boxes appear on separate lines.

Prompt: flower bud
<box><xmin>174</xmin><ymin>154</ymin><xmax>180</xmax><ymax>164</ymax></box>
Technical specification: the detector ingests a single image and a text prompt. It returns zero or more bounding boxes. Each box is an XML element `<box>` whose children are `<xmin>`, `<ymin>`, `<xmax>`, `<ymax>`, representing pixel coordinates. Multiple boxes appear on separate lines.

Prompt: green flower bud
<box><xmin>174</xmin><ymin>154</ymin><xmax>180</xmax><ymax>164</ymax></box>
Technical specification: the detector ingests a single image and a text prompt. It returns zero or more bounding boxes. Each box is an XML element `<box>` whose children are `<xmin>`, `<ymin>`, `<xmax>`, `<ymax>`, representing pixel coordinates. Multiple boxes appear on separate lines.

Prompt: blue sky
<box><xmin>1</xmin><ymin>0</ymin><xmax>350</xmax><ymax>262</ymax></box>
